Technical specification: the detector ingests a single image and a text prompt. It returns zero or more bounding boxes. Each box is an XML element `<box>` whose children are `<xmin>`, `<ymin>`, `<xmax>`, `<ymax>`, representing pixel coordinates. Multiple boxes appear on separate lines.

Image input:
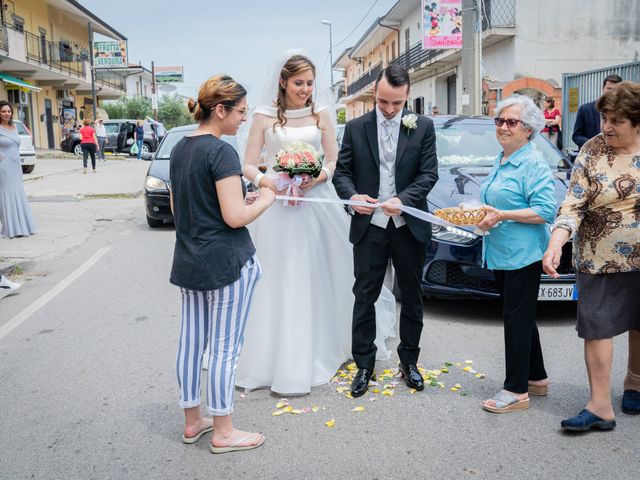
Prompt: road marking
<box><xmin>0</xmin><ymin>246</ymin><xmax>111</xmax><ymax>342</ymax></box>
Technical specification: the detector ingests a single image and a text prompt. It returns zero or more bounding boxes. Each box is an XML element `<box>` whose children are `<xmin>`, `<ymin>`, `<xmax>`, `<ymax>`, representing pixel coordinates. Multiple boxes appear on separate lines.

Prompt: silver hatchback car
<box><xmin>14</xmin><ymin>120</ymin><xmax>36</xmax><ymax>174</ymax></box>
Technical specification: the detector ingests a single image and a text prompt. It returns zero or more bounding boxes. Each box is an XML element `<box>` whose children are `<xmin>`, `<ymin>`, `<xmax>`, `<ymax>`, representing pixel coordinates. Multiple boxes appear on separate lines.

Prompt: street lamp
<box><xmin>321</xmin><ymin>20</ymin><xmax>333</xmax><ymax>87</ymax></box>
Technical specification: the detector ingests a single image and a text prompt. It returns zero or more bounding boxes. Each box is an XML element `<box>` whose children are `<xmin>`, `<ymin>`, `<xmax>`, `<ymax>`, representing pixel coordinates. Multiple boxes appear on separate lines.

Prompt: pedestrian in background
<box><xmin>0</xmin><ymin>100</ymin><xmax>37</xmax><ymax>238</ymax></box>
<box><xmin>478</xmin><ymin>95</ymin><xmax>556</xmax><ymax>414</ymax></box>
<box><xmin>544</xmin><ymin>81</ymin><xmax>640</xmax><ymax>432</ymax></box>
<box><xmin>572</xmin><ymin>74</ymin><xmax>622</xmax><ymax>149</ymax></box>
<box><xmin>431</xmin><ymin>105</ymin><xmax>440</xmax><ymax>115</ymax></box>
<box><xmin>134</xmin><ymin>119</ymin><xmax>144</xmax><ymax>160</ymax></box>
<box><xmin>79</xmin><ymin>119</ymin><xmax>99</xmax><ymax>174</ymax></box>
<box><xmin>541</xmin><ymin>97</ymin><xmax>561</xmax><ymax>149</ymax></box>
<box><xmin>170</xmin><ymin>74</ymin><xmax>275</xmax><ymax>454</ymax></box>
<box><xmin>94</xmin><ymin>118</ymin><xmax>107</xmax><ymax>161</ymax></box>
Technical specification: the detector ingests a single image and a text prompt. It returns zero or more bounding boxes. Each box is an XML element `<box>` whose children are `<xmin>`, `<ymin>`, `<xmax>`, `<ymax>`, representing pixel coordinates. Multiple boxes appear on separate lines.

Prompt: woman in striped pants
<box><xmin>169</xmin><ymin>74</ymin><xmax>275</xmax><ymax>454</ymax></box>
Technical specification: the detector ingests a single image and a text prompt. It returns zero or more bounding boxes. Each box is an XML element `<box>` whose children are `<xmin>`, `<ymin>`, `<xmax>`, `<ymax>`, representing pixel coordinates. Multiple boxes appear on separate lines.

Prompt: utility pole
<box><xmin>88</xmin><ymin>21</ymin><xmax>98</xmax><ymax>121</ymax></box>
<box><xmin>461</xmin><ymin>0</ymin><xmax>482</xmax><ymax>115</ymax></box>
<box><xmin>151</xmin><ymin>61</ymin><xmax>158</xmax><ymax>121</ymax></box>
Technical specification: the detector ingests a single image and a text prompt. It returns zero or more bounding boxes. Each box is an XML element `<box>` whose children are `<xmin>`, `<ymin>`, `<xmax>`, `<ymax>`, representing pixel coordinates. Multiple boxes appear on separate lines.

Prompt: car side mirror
<box><xmin>141</xmin><ymin>152</ymin><xmax>152</xmax><ymax>161</ymax></box>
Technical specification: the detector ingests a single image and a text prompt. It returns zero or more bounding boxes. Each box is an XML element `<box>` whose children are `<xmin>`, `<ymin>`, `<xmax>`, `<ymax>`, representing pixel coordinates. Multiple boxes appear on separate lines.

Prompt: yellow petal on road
<box><xmin>465</xmin><ymin>360</ymin><xmax>473</xmax><ymax>364</ymax></box>
<box><xmin>441</xmin><ymin>368</ymin><xmax>449</xmax><ymax>373</ymax></box>
<box><xmin>382</xmin><ymin>389</ymin><xmax>395</xmax><ymax>396</ymax></box>
<box><xmin>372</xmin><ymin>389</ymin><xmax>381</xmax><ymax>394</ymax></box>
<box><xmin>282</xmin><ymin>406</ymin><xmax>293</xmax><ymax>413</ymax></box>
<box><xmin>455</xmin><ymin>384</ymin><xmax>462</xmax><ymax>389</ymax></box>
<box><xmin>475</xmin><ymin>373</ymin><xmax>486</xmax><ymax>379</ymax></box>
<box><xmin>336</xmin><ymin>386</ymin><xmax>349</xmax><ymax>394</ymax></box>
<box><xmin>450</xmin><ymin>387</ymin><xmax>458</xmax><ymax>392</ymax></box>
<box><xmin>325</xmin><ymin>419</ymin><xmax>335</xmax><ymax>427</ymax></box>
<box><xmin>345</xmin><ymin>392</ymin><xmax>354</xmax><ymax>399</ymax></box>
<box><xmin>312</xmin><ymin>406</ymin><xmax>320</xmax><ymax>413</ymax></box>
<box><xmin>352</xmin><ymin>406</ymin><xmax>365</xmax><ymax>412</ymax></box>
<box><xmin>462</xmin><ymin>366</ymin><xmax>472</xmax><ymax>372</ymax></box>
<box><xmin>408</xmin><ymin>388</ymin><xmax>417</xmax><ymax>394</ymax></box>
<box><xmin>272</xmin><ymin>410</ymin><xmax>285</xmax><ymax>416</ymax></box>
<box><xmin>275</xmin><ymin>401</ymin><xmax>289</xmax><ymax>409</ymax></box>
<box><xmin>290</xmin><ymin>409</ymin><xmax>302</xmax><ymax>414</ymax></box>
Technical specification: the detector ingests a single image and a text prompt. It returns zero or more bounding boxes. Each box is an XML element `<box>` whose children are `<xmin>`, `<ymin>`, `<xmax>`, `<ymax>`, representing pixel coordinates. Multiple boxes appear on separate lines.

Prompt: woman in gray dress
<box><xmin>0</xmin><ymin>101</ymin><xmax>37</xmax><ymax>238</ymax></box>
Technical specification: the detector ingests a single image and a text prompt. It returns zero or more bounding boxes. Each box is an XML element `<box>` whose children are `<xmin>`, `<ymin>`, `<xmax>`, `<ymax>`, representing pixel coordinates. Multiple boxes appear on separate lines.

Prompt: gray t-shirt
<box><xmin>169</xmin><ymin>134</ymin><xmax>255</xmax><ymax>291</ymax></box>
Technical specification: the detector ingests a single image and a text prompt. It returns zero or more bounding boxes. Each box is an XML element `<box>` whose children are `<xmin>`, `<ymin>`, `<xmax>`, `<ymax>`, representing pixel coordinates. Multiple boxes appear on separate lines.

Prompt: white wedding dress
<box><xmin>235</xmin><ymin>105</ymin><xmax>397</xmax><ymax>394</ymax></box>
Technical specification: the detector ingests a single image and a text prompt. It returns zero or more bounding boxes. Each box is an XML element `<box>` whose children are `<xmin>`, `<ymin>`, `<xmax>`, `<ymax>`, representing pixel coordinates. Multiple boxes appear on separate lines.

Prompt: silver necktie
<box><xmin>381</xmin><ymin>119</ymin><xmax>397</xmax><ymax>161</ymax></box>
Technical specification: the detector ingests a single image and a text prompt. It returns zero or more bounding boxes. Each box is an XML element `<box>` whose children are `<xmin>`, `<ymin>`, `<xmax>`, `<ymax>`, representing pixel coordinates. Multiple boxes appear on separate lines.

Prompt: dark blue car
<box><xmin>417</xmin><ymin>115</ymin><xmax>576</xmax><ymax>301</ymax></box>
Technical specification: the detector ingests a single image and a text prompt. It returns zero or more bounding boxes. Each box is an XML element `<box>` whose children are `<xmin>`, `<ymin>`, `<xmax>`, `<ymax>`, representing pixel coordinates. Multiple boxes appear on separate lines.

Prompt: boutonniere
<box><xmin>401</xmin><ymin>113</ymin><xmax>418</xmax><ymax>134</ymax></box>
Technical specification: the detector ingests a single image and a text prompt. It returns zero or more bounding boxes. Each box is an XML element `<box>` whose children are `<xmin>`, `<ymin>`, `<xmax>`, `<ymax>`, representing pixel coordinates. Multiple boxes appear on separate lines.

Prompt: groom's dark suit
<box><xmin>333</xmin><ymin>108</ymin><xmax>438</xmax><ymax>370</ymax></box>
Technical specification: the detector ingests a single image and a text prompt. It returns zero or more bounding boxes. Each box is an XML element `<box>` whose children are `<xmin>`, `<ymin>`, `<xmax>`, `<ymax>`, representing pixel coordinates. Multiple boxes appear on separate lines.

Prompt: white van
<box><xmin>14</xmin><ymin>120</ymin><xmax>36</xmax><ymax>174</ymax></box>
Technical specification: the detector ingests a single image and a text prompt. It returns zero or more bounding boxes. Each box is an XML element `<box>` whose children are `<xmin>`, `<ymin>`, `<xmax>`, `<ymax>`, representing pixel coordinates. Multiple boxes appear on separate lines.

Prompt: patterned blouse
<box><xmin>553</xmin><ymin>134</ymin><xmax>640</xmax><ymax>274</ymax></box>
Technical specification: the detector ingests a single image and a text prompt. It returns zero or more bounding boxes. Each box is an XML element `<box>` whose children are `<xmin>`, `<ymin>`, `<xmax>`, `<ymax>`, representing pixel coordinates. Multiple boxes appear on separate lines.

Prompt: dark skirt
<box><xmin>576</xmin><ymin>270</ymin><xmax>640</xmax><ymax>339</ymax></box>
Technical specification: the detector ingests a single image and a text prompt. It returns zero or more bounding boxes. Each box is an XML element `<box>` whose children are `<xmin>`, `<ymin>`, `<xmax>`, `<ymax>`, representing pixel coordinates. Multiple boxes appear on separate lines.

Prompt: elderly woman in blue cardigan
<box><xmin>478</xmin><ymin>95</ymin><xmax>557</xmax><ymax>413</ymax></box>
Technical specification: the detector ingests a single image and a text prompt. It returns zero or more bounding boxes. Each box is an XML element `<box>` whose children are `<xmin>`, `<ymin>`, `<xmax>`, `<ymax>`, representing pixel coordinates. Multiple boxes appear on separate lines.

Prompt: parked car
<box><xmin>60</xmin><ymin>119</ymin><xmax>158</xmax><ymax>156</ymax></box>
<box><xmin>15</xmin><ymin>120</ymin><xmax>36</xmax><ymax>174</ymax></box>
<box><xmin>413</xmin><ymin>115</ymin><xmax>576</xmax><ymax>301</ymax></box>
<box><xmin>143</xmin><ymin>124</ymin><xmax>240</xmax><ymax>227</ymax></box>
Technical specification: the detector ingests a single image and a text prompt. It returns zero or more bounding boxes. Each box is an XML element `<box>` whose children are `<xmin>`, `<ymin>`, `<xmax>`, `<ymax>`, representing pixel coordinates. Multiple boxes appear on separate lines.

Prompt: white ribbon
<box><xmin>274</xmin><ymin>175</ymin><xmax>304</xmax><ymax>207</ymax></box>
<box><xmin>273</xmin><ymin>195</ymin><xmax>456</xmax><ymax>228</ymax></box>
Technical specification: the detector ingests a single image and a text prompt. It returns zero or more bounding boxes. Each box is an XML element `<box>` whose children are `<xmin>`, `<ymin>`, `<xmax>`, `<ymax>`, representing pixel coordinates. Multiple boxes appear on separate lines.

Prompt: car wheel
<box><xmin>22</xmin><ymin>165</ymin><xmax>35</xmax><ymax>174</ymax></box>
<box><xmin>146</xmin><ymin>215</ymin><xmax>163</xmax><ymax>228</ymax></box>
<box><xmin>141</xmin><ymin>143</ymin><xmax>150</xmax><ymax>155</ymax></box>
<box><xmin>73</xmin><ymin>143</ymin><xmax>83</xmax><ymax>156</ymax></box>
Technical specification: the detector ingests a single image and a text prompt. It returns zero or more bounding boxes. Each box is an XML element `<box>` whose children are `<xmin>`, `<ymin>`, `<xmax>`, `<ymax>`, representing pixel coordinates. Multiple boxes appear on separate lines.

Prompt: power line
<box><xmin>333</xmin><ymin>0</ymin><xmax>381</xmax><ymax>48</ymax></box>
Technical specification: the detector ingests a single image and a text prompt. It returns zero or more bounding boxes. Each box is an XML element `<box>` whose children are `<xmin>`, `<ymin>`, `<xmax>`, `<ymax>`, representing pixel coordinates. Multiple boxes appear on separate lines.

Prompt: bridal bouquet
<box><xmin>273</xmin><ymin>142</ymin><xmax>322</xmax><ymax>207</ymax></box>
<box><xmin>273</xmin><ymin>141</ymin><xmax>322</xmax><ymax>178</ymax></box>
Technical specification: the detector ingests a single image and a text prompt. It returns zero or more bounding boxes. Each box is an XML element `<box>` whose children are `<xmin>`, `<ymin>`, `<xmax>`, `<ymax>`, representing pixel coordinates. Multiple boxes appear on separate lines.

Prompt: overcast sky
<box><xmin>81</xmin><ymin>0</ymin><xmax>398</xmax><ymax>104</ymax></box>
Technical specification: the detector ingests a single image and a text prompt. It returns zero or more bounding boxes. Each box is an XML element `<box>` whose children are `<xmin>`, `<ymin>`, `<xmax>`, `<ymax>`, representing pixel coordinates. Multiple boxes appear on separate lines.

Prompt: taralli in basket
<box><xmin>433</xmin><ymin>207</ymin><xmax>488</xmax><ymax>226</ymax></box>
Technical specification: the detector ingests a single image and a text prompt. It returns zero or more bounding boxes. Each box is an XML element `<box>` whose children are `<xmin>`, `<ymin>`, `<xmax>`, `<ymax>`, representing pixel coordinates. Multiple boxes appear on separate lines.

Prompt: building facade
<box><xmin>337</xmin><ymin>0</ymin><xmax>640</xmax><ymax>120</ymax></box>
<box><xmin>0</xmin><ymin>0</ymin><xmax>127</xmax><ymax>149</ymax></box>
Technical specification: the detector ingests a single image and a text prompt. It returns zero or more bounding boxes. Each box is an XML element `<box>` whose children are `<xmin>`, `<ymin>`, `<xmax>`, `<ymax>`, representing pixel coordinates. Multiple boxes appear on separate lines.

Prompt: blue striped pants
<box><xmin>176</xmin><ymin>256</ymin><xmax>262</xmax><ymax>416</ymax></box>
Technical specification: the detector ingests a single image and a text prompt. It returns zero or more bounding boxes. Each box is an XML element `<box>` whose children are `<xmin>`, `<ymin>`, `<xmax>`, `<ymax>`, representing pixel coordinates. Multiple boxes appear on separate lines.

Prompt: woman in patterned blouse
<box><xmin>543</xmin><ymin>81</ymin><xmax>640</xmax><ymax>432</ymax></box>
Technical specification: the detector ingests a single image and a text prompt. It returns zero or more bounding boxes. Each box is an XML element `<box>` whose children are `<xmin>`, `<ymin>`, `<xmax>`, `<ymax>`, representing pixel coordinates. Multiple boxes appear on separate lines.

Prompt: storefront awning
<box><xmin>0</xmin><ymin>73</ymin><xmax>42</xmax><ymax>92</ymax></box>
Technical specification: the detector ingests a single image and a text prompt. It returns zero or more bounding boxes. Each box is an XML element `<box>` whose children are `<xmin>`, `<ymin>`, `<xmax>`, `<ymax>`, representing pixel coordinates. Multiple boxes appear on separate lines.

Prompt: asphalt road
<box><xmin>0</xmin><ymin>199</ymin><xmax>638</xmax><ymax>480</ymax></box>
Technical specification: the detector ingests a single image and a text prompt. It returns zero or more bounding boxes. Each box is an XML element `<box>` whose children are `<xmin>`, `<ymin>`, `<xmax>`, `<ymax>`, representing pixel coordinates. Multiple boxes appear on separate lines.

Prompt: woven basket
<box><xmin>433</xmin><ymin>207</ymin><xmax>487</xmax><ymax>226</ymax></box>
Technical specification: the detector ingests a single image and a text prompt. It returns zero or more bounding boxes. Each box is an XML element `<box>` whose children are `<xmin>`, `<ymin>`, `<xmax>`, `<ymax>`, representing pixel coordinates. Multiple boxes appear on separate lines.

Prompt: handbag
<box><xmin>130</xmin><ymin>142</ymin><xmax>139</xmax><ymax>155</ymax></box>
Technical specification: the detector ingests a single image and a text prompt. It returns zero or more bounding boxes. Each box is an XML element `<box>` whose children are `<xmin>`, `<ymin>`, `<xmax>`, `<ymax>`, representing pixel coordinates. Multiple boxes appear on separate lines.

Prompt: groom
<box><xmin>333</xmin><ymin>64</ymin><xmax>438</xmax><ymax>397</ymax></box>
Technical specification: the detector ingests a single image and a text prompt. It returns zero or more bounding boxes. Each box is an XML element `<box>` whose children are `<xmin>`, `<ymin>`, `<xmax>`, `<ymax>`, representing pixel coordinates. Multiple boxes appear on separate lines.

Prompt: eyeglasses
<box><xmin>494</xmin><ymin>117</ymin><xmax>523</xmax><ymax>128</ymax></box>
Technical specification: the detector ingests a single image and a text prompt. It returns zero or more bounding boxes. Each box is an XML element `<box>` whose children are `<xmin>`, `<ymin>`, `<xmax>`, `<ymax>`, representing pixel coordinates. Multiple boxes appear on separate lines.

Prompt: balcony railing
<box><xmin>95</xmin><ymin>71</ymin><xmax>126</xmax><ymax>91</ymax></box>
<box><xmin>390</xmin><ymin>43</ymin><xmax>445</xmax><ymax>72</ymax></box>
<box><xmin>346</xmin><ymin>62</ymin><xmax>382</xmax><ymax>96</ymax></box>
<box><xmin>0</xmin><ymin>23</ymin><xmax>7</xmax><ymax>52</ymax></box>
<box><xmin>23</xmin><ymin>29</ymin><xmax>87</xmax><ymax>78</ymax></box>
<box><xmin>482</xmin><ymin>0</ymin><xmax>516</xmax><ymax>29</ymax></box>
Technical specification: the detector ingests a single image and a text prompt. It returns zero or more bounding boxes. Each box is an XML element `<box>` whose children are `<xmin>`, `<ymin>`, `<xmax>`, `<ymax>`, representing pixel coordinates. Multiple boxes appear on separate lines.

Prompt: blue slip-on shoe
<box><xmin>622</xmin><ymin>390</ymin><xmax>640</xmax><ymax>415</ymax></box>
<box><xmin>561</xmin><ymin>409</ymin><xmax>616</xmax><ymax>432</ymax></box>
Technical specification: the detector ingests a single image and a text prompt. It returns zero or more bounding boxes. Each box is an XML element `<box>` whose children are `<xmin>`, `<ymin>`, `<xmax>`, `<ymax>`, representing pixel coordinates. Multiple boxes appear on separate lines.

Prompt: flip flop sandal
<box><xmin>182</xmin><ymin>425</ymin><xmax>214</xmax><ymax>444</ymax></box>
<box><xmin>483</xmin><ymin>391</ymin><xmax>530</xmax><ymax>413</ymax></box>
<box><xmin>210</xmin><ymin>434</ymin><xmax>265</xmax><ymax>454</ymax></box>
<box><xmin>528</xmin><ymin>383</ymin><xmax>549</xmax><ymax>396</ymax></box>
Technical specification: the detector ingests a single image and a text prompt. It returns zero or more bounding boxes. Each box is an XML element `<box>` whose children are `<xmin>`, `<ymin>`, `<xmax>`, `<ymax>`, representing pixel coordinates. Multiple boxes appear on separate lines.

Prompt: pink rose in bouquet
<box><xmin>273</xmin><ymin>142</ymin><xmax>323</xmax><ymax>207</ymax></box>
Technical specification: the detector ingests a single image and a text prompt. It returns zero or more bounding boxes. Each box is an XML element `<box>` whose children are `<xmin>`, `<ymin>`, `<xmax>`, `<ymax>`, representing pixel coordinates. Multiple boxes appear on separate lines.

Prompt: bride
<box><xmin>236</xmin><ymin>53</ymin><xmax>396</xmax><ymax>395</ymax></box>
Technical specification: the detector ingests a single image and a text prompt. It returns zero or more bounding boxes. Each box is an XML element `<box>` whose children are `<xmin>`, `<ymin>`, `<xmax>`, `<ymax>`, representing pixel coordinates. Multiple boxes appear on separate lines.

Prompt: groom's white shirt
<box><xmin>371</xmin><ymin>106</ymin><xmax>406</xmax><ymax>229</ymax></box>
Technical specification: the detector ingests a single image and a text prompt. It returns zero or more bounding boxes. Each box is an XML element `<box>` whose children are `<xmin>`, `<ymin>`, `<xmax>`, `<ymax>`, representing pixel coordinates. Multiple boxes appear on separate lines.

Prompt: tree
<box><xmin>336</xmin><ymin>109</ymin><xmax>346</xmax><ymax>125</ymax></box>
<box><xmin>125</xmin><ymin>96</ymin><xmax>152</xmax><ymax>120</ymax></box>
<box><xmin>101</xmin><ymin>98</ymin><xmax>126</xmax><ymax>119</ymax></box>
<box><xmin>158</xmin><ymin>95</ymin><xmax>192</xmax><ymax>130</ymax></box>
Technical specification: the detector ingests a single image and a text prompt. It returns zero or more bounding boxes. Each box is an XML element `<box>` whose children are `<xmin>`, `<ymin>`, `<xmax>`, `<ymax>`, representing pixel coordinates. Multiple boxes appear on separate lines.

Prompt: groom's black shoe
<box><xmin>398</xmin><ymin>363</ymin><xmax>424</xmax><ymax>391</ymax></box>
<box><xmin>351</xmin><ymin>368</ymin><xmax>375</xmax><ymax>398</ymax></box>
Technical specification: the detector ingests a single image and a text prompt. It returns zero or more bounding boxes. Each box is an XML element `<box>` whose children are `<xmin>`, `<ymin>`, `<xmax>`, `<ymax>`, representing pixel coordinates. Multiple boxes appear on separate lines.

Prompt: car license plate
<box><xmin>538</xmin><ymin>284</ymin><xmax>578</xmax><ymax>301</ymax></box>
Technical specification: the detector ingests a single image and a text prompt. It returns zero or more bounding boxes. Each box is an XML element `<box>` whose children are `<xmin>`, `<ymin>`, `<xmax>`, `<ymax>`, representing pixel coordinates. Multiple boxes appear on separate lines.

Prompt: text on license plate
<box><xmin>538</xmin><ymin>284</ymin><xmax>578</xmax><ymax>301</ymax></box>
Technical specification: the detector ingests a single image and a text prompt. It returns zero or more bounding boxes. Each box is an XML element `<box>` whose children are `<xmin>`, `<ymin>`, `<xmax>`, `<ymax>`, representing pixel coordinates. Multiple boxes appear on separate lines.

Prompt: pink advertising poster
<box><xmin>422</xmin><ymin>0</ymin><xmax>463</xmax><ymax>50</ymax></box>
